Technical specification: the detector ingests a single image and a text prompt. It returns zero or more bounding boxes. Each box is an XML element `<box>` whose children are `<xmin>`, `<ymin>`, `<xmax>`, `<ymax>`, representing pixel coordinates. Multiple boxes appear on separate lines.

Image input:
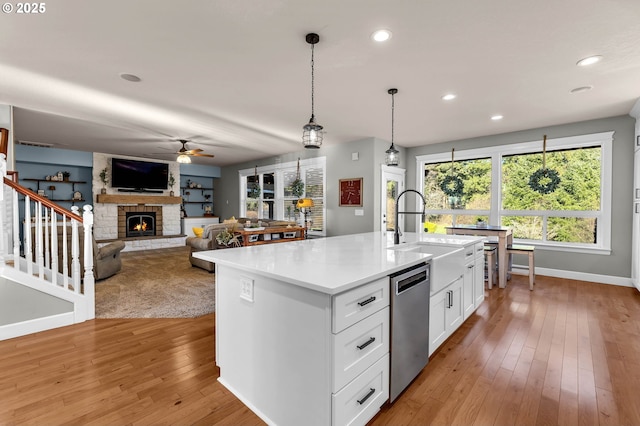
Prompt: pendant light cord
<box><xmin>310</xmin><ymin>43</ymin><xmax>315</xmax><ymax>119</ymax></box>
<box><xmin>451</xmin><ymin>148</ymin><xmax>455</xmax><ymax>176</ymax></box>
<box><xmin>391</xmin><ymin>91</ymin><xmax>395</xmax><ymax>147</ymax></box>
<box><xmin>542</xmin><ymin>134</ymin><xmax>547</xmax><ymax>169</ymax></box>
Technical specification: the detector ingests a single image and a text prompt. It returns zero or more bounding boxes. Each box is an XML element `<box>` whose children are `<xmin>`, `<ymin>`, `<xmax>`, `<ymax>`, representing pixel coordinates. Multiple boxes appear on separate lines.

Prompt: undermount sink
<box><xmin>390</xmin><ymin>243</ymin><xmax>464</xmax><ymax>294</ymax></box>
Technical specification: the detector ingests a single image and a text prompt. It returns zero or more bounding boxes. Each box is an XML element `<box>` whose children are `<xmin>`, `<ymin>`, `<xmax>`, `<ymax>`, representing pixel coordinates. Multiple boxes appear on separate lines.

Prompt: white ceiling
<box><xmin>2</xmin><ymin>0</ymin><xmax>640</xmax><ymax>166</ymax></box>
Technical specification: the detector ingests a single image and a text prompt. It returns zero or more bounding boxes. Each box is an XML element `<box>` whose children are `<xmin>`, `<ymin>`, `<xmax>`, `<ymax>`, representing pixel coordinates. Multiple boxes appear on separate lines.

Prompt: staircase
<box><xmin>0</xmin><ymin>153</ymin><xmax>95</xmax><ymax>341</ymax></box>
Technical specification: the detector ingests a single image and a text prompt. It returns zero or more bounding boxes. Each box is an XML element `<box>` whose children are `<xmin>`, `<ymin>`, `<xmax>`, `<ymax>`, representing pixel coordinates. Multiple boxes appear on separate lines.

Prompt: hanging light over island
<box><xmin>302</xmin><ymin>33</ymin><xmax>323</xmax><ymax>149</ymax></box>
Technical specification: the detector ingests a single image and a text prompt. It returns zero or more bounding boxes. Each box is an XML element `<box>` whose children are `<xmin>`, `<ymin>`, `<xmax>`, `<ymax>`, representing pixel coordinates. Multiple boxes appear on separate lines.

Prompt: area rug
<box><xmin>95</xmin><ymin>246</ymin><xmax>215</xmax><ymax>318</ymax></box>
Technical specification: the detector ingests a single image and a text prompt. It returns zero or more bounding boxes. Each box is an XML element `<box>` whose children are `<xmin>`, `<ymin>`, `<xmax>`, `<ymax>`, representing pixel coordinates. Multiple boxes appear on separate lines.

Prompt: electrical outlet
<box><xmin>240</xmin><ymin>277</ymin><xmax>254</xmax><ymax>302</ymax></box>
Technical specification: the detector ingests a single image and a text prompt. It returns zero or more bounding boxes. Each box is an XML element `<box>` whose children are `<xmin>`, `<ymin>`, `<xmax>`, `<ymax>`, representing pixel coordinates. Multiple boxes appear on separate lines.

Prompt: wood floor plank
<box><xmin>514</xmin><ymin>358</ymin><xmax>547</xmax><ymax>425</ymax></box>
<box><xmin>577</xmin><ymin>367</ymin><xmax>599</xmax><ymax>426</ymax></box>
<box><xmin>1</xmin><ymin>275</ymin><xmax>640</xmax><ymax>425</ymax></box>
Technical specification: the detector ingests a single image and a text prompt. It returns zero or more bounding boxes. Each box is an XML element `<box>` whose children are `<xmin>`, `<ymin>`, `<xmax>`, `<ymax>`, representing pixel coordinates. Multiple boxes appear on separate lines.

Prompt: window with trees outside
<box><xmin>239</xmin><ymin>157</ymin><xmax>326</xmax><ymax>237</ymax></box>
<box><xmin>417</xmin><ymin>132</ymin><xmax>612</xmax><ymax>253</ymax></box>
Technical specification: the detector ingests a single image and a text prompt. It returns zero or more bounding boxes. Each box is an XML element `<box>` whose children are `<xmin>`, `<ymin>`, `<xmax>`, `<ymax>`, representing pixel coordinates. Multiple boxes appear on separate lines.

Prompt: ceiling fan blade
<box><xmin>185</xmin><ymin>148</ymin><xmax>203</xmax><ymax>154</ymax></box>
<box><xmin>191</xmin><ymin>153</ymin><xmax>215</xmax><ymax>158</ymax></box>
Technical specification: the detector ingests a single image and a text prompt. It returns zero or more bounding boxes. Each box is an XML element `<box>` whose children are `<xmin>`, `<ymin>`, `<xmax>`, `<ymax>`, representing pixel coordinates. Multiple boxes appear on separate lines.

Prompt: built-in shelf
<box><xmin>23</xmin><ymin>178</ymin><xmax>87</xmax><ymax>184</ymax></box>
<box><xmin>96</xmin><ymin>194</ymin><xmax>182</xmax><ymax>204</ymax></box>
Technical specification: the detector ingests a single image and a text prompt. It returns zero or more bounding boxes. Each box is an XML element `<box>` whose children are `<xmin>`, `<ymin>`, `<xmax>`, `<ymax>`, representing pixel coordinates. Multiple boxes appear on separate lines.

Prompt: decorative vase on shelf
<box><xmin>170</xmin><ymin>190</ymin><xmax>174</xmax><ymax>196</ymax></box>
<box><xmin>101</xmin><ymin>188</ymin><xmax>107</xmax><ymax>194</ymax></box>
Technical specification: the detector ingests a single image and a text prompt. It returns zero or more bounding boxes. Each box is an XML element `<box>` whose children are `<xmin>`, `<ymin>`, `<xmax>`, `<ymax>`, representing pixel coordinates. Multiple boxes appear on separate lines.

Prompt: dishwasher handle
<box><xmin>391</xmin><ymin>263</ymin><xmax>429</xmax><ymax>295</ymax></box>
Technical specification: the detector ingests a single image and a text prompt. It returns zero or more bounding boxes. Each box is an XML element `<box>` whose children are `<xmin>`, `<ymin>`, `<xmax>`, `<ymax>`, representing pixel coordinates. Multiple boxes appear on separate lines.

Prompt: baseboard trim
<box><xmin>0</xmin><ymin>312</ymin><xmax>74</xmax><ymax>341</ymax></box>
<box><xmin>511</xmin><ymin>264</ymin><xmax>633</xmax><ymax>288</ymax></box>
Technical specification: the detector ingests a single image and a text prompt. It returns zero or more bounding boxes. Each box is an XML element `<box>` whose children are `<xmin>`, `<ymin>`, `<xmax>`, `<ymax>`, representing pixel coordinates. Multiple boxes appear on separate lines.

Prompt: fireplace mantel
<box><xmin>96</xmin><ymin>194</ymin><xmax>182</xmax><ymax>205</ymax></box>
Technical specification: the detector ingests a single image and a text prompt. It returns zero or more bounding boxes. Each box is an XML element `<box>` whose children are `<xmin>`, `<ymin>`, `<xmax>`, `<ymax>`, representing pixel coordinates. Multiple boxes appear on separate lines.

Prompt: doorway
<box><xmin>381</xmin><ymin>165</ymin><xmax>405</xmax><ymax>234</ymax></box>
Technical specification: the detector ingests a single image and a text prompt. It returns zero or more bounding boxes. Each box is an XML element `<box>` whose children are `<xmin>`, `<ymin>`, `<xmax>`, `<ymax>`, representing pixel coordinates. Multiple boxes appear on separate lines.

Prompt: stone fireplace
<box><xmin>118</xmin><ymin>205</ymin><xmax>163</xmax><ymax>239</ymax></box>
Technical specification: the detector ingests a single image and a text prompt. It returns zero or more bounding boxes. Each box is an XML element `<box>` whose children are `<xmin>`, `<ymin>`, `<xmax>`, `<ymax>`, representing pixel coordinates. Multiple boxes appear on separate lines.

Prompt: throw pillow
<box><xmin>193</xmin><ymin>227</ymin><xmax>204</xmax><ymax>238</ymax></box>
<box><xmin>223</xmin><ymin>216</ymin><xmax>238</xmax><ymax>224</ymax></box>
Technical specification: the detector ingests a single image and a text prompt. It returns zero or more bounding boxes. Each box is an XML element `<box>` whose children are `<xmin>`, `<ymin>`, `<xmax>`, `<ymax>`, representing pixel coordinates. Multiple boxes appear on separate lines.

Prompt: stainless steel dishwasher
<box><xmin>389</xmin><ymin>262</ymin><xmax>430</xmax><ymax>402</ymax></box>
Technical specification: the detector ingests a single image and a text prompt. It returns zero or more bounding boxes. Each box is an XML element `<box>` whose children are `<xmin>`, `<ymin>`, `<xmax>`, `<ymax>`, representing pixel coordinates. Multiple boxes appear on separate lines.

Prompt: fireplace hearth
<box><xmin>126</xmin><ymin>212</ymin><xmax>156</xmax><ymax>237</ymax></box>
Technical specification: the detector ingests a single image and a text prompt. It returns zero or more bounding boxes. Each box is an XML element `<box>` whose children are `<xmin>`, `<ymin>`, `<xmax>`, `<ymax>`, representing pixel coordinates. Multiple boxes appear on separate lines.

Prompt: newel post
<box><xmin>82</xmin><ymin>205</ymin><xmax>95</xmax><ymax>319</ymax></box>
<box><xmin>0</xmin><ymin>153</ymin><xmax>6</xmax><ymax>265</ymax></box>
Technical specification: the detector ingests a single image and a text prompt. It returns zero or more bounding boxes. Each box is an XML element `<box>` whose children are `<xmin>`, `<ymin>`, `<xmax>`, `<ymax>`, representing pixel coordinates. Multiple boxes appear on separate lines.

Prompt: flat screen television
<box><xmin>111</xmin><ymin>158</ymin><xmax>169</xmax><ymax>191</ymax></box>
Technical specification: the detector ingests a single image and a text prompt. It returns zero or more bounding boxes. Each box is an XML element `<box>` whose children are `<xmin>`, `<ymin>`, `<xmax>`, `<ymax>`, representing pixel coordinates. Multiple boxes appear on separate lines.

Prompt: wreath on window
<box><xmin>440</xmin><ymin>148</ymin><xmax>464</xmax><ymax>197</ymax></box>
<box><xmin>528</xmin><ymin>168</ymin><xmax>560</xmax><ymax>194</ymax></box>
<box><xmin>528</xmin><ymin>135</ymin><xmax>561</xmax><ymax>194</ymax></box>
<box><xmin>291</xmin><ymin>158</ymin><xmax>305</xmax><ymax>198</ymax></box>
<box><xmin>248</xmin><ymin>166</ymin><xmax>261</xmax><ymax>199</ymax></box>
<box><xmin>440</xmin><ymin>175</ymin><xmax>464</xmax><ymax>197</ymax></box>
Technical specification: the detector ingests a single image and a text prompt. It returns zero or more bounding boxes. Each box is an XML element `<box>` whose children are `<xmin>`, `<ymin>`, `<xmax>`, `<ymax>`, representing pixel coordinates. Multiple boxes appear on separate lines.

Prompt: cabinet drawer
<box><xmin>333</xmin><ymin>353</ymin><xmax>389</xmax><ymax>426</ymax></box>
<box><xmin>333</xmin><ymin>277</ymin><xmax>389</xmax><ymax>333</ymax></box>
<box><xmin>474</xmin><ymin>242</ymin><xmax>485</xmax><ymax>258</ymax></box>
<box><xmin>333</xmin><ymin>306</ymin><xmax>389</xmax><ymax>392</ymax></box>
<box><xmin>464</xmin><ymin>246</ymin><xmax>475</xmax><ymax>262</ymax></box>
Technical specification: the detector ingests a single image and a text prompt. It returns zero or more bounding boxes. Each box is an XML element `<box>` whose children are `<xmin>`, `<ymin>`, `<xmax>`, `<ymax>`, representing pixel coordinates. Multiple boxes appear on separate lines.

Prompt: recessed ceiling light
<box><xmin>570</xmin><ymin>85</ymin><xmax>593</xmax><ymax>94</ymax></box>
<box><xmin>576</xmin><ymin>55</ymin><xmax>603</xmax><ymax>66</ymax></box>
<box><xmin>119</xmin><ymin>73</ymin><xmax>141</xmax><ymax>82</ymax></box>
<box><xmin>371</xmin><ymin>29</ymin><xmax>392</xmax><ymax>42</ymax></box>
<box><xmin>491</xmin><ymin>115</ymin><xmax>503</xmax><ymax>121</ymax></box>
<box><xmin>442</xmin><ymin>93</ymin><xmax>457</xmax><ymax>101</ymax></box>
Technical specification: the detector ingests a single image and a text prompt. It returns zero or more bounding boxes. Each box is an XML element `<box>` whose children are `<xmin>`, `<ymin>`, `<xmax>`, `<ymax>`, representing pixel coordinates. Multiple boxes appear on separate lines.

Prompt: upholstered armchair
<box><xmin>185</xmin><ymin>224</ymin><xmax>231</xmax><ymax>272</ymax></box>
<box><xmin>46</xmin><ymin>230</ymin><xmax>126</xmax><ymax>280</ymax></box>
<box><xmin>93</xmin><ymin>239</ymin><xmax>126</xmax><ymax>280</ymax></box>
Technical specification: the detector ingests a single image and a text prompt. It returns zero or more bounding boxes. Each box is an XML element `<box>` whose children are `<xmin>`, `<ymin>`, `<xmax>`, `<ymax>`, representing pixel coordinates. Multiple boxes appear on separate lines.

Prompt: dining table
<box><xmin>446</xmin><ymin>224</ymin><xmax>513</xmax><ymax>288</ymax></box>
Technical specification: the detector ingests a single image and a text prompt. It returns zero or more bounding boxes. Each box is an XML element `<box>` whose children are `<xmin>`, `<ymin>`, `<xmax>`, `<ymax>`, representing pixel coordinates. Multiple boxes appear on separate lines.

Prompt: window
<box><xmin>239</xmin><ymin>157</ymin><xmax>326</xmax><ymax>236</ymax></box>
<box><xmin>417</xmin><ymin>132</ymin><xmax>613</xmax><ymax>253</ymax></box>
<box><xmin>502</xmin><ymin>146</ymin><xmax>601</xmax><ymax>243</ymax></box>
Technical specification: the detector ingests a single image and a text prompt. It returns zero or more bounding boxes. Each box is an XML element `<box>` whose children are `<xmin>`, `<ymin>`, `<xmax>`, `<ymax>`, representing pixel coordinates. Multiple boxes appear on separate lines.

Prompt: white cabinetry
<box><xmin>428</xmin><ymin>241</ymin><xmax>485</xmax><ymax>357</ymax></box>
<box><xmin>463</xmin><ymin>242</ymin><xmax>486</xmax><ymax>320</ymax></box>
<box><xmin>332</xmin><ymin>277</ymin><xmax>390</xmax><ymax>425</ymax></box>
<box><xmin>462</xmin><ymin>247</ymin><xmax>476</xmax><ymax>320</ymax></box>
<box><xmin>473</xmin><ymin>242</ymin><xmax>485</xmax><ymax>308</ymax></box>
<box><xmin>215</xmin><ymin>265</ymin><xmax>390</xmax><ymax>426</ymax></box>
<box><xmin>429</xmin><ymin>275</ymin><xmax>463</xmax><ymax>356</ymax></box>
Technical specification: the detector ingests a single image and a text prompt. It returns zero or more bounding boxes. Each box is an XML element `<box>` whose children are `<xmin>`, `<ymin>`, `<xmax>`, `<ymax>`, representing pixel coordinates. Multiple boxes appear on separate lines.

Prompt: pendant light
<box><xmin>385</xmin><ymin>88</ymin><xmax>399</xmax><ymax>166</ymax></box>
<box><xmin>302</xmin><ymin>33</ymin><xmax>323</xmax><ymax>149</ymax></box>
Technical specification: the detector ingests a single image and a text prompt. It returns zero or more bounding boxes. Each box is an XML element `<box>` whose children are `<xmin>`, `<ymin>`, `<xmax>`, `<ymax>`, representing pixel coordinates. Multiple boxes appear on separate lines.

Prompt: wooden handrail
<box><xmin>3</xmin><ymin>177</ymin><xmax>83</xmax><ymax>222</ymax></box>
<box><xmin>0</xmin><ymin>128</ymin><xmax>8</xmax><ymax>157</ymax></box>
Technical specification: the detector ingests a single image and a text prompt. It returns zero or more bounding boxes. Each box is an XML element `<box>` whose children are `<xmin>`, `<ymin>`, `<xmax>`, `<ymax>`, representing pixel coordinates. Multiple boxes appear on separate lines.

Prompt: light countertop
<box><xmin>193</xmin><ymin>231</ymin><xmax>484</xmax><ymax>295</ymax></box>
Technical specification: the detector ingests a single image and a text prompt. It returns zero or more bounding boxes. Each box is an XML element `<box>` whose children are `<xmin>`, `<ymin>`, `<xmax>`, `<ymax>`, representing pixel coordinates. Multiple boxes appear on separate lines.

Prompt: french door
<box><xmin>381</xmin><ymin>165</ymin><xmax>405</xmax><ymax>234</ymax></box>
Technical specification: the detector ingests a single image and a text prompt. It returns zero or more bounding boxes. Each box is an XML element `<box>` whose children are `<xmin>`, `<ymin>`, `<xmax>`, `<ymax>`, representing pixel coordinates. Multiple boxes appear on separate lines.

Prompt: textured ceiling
<box><xmin>2</xmin><ymin>0</ymin><xmax>640</xmax><ymax>166</ymax></box>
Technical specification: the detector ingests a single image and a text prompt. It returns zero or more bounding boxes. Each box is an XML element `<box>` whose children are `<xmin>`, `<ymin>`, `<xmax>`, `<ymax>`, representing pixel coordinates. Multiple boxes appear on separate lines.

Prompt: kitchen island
<box><xmin>194</xmin><ymin>232</ymin><xmax>484</xmax><ymax>426</ymax></box>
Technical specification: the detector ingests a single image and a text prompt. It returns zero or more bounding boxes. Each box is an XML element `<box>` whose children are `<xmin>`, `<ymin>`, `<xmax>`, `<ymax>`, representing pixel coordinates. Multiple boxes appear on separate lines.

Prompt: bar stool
<box><xmin>483</xmin><ymin>246</ymin><xmax>497</xmax><ymax>289</ymax></box>
<box><xmin>506</xmin><ymin>244</ymin><xmax>535</xmax><ymax>290</ymax></box>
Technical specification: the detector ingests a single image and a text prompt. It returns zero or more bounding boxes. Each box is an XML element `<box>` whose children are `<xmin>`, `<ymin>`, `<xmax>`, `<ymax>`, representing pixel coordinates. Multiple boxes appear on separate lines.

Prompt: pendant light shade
<box><xmin>302</xmin><ymin>33</ymin><xmax>323</xmax><ymax>149</ymax></box>
<box><xmin>385</xmin><ymin>88</ymin><xmax>399</xmax><ymax>166</ymax></box>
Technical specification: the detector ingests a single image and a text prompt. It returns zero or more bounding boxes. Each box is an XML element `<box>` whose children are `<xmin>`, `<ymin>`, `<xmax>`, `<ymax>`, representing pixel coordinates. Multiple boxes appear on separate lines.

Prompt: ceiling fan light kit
<box><xmin>385</xmin><ymin>88</ymin><xmax>400</xmax><ymax>166</ymax></box>
<box><xmin>174</xmin><ymin>139</ymin><xmax>213</xmax><ymax>163</ymax></box>
<box><xmin>177</xmin><ymin>154</ymin><xmax>191</xmax><ymax>164</ymax></box>
<box><xmin>302</xmin><ymin>32</ymin><xmax>323</xmax><ymax>149</ymax></box>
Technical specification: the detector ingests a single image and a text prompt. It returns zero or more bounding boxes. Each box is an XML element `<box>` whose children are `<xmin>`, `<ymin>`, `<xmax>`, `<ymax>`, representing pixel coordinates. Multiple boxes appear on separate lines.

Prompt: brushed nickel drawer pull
<box><xmin>357</xmin><ymin>337</ymin><xmax>376</xmax><ymax>350</ymax></box>
<box><xmin>357</xmin><ymin>388</ymin><xmax>375</xmax><ymax>405</ymax></box>
<box><xmin>357</xmin><ymin>296</ymin><xmax>376</xmax><ymax>307</ymax></box>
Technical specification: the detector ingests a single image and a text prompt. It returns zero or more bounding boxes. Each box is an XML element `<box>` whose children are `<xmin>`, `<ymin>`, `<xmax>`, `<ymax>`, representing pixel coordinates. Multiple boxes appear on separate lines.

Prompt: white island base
<box><xmin>195</xmin><ymin>232</ymin><xmax>485</xmax><ymax>426</ymax></box>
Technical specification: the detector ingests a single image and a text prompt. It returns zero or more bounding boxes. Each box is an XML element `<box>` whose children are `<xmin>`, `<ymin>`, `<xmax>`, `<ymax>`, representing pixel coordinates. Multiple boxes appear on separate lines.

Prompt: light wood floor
<box><xmin>1</xmin><ymin>275</ymin><xmax>639</xmax><ymax>425</ymax></box>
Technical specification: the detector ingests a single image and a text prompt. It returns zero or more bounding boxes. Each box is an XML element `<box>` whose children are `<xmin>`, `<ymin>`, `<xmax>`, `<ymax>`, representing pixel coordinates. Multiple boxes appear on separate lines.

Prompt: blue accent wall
<box><xmin>15</xmin><ymin>144</ymin><xmax>93</xmax><ymax>167</ymax></box>
<box><xmin>179</xmin><ymin>163</ymin><xmax>221</xmax><ymax>178</ymax></box>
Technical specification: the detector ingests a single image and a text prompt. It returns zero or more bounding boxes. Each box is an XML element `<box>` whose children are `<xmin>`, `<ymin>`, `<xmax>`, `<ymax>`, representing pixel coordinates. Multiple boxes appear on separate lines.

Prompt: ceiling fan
<box><xmin>174</xmin><ymin>139</ymin><xmax>214</xmax><ymax>163</ymax></box>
